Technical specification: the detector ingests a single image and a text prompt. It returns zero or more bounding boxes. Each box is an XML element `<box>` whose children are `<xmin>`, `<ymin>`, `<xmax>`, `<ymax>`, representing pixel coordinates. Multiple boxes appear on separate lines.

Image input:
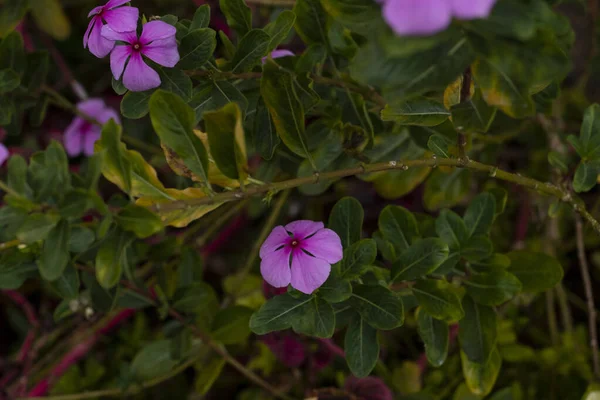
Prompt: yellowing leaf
<box><xmin>30</xmin><ymin>0</ymin><xmax>71</xmax><ymax>40</ymax></box>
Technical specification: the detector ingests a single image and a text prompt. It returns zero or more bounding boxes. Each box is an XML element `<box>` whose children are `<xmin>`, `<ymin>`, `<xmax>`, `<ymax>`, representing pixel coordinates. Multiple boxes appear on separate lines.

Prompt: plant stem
<box><xmin>457</xmin><ymin>68</ymin><xmax>472</xmax><ymax>160</ymax></box>
<box><xmin>575</xmin><ymin>214</ymin><xmax>600</xmax><ymax>380</ymax></box>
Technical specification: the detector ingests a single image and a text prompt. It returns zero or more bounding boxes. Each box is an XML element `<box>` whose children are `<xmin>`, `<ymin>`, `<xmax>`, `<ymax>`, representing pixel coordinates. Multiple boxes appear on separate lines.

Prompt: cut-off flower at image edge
<box><xmin>259</xmin><ymin>220</ymin><xmax>343</xmax><ymax>294</ymax></box>
<box><xmin>84</xmin><ymin>0</ymin><xmax>139</xmax><ymax>58</ymax></box>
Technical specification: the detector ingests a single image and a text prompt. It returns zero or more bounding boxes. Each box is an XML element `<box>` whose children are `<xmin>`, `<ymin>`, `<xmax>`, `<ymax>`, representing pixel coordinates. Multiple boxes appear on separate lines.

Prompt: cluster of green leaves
<box><xmin>249</xmin><ymin>194</ymin><xmax>563</xmax><ymax>390</ymax></box>
<box><xmin>569</xmin><ymin>104</ymin><xmax>600</xmax><ymax>193</ymax></box>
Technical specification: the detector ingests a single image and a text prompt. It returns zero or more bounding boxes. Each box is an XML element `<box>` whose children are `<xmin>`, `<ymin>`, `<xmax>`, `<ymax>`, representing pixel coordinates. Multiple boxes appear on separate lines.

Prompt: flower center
<box><xmin>290</xmin><ymin>240</ymin><xmax>299</xmax><ymax>247</ymax></box>
<box><xmin>133</xmin><ymin>42</ymin><xmax>141</xmax><ymax>51</ymax></box>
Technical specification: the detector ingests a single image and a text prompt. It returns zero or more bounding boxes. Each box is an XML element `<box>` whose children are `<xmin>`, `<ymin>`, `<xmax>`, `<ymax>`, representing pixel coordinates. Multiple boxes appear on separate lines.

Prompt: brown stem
<box><xmin>575</xmin><ymin>214</ymin><xmax>600</xmax><ymax>380</ymax></box>
<box><xmin>457</xmin><ymin>68</ymin><xmax>472</xmax><ymax>160</ymax></box>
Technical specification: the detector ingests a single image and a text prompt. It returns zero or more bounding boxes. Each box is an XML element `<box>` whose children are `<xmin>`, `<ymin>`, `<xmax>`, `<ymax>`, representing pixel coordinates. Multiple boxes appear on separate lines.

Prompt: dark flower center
<box><xmin>133</xmin><ymin>42</ymin><xmax>141</xmax><ymax>51</ymax></box>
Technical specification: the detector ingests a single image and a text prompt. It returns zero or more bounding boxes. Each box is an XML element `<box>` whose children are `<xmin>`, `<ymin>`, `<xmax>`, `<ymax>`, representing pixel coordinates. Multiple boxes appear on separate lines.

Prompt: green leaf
<box><xmin>120</xmin><ymin>90</ymin><xmax>155</xmax><ymax>119</ymax></box>
<box><xmin>17</xmin><ymin>213</ymin><xmax>59</xmax><ymax>244</ymax></box>
<box><xmin>219</xmin><ymin>30</ymin><xmax>236</xmax><ymax>60</ymax></box>
<box><xmin>7</xmin><ymin>155</ymin><xmax>33</xmax><ymax>198</ymax></box>
<box><xmin>412</xmin><ymin>279</ymin><xmax>464</xmax><ymax>322</ymax></box>
<box><xmin>67</xmin><ymin>227</ymin><xmax>95</xmax><ymax>253</ymax></box>
<box><xmin>29</xmin><ymin>0</ymin><xmax>70</xmax><ymax>40</ymax></box>
<box><xmin>0</xmin><ymin>31</ymin><xmax>25</xmax><ymax>76</ymax></box>
<box><xmin>391</xmin><ymin>238</ymin><xmax>449</xmax><ymax>282</ymax></box>
<box><xmin>435</xmin><ymin>209</ymin><xmax>468</xmax><ymax>249</ymax></box>
<box><xmin>349</xmin><ymin>284</ymin><xmax>403</xmax><ymax>330</ymax></box>
<box><xmin>0</xmin><ymin>68</ymin><xmax>19</xmax><ymax>93</ymax></box>
<box><xmin>381</xmin><ymin>98</ymin><xmax>450</xmax><ymax>127</ymax></box>
<box><xmin>95</xmin><ymin>229</ymin><xmax>133</xmax><ymax>289</ymax></box>
<box><xmin>292</xmin><ymin>296</ymin><xmax>335</xmax><ymax>338</ymax></box>
<box><xmin>249</xmin><ymin>292</ymin><xmax>313</xmax><ymax>334</ymax></box>
<box><xmin>131</xmin><ymin>340</ymin><xmax>178</xmax><ymax>381</ymax></box>
<box><xmin>463</xmin><ymin>192</ymin><xmax>496</xmax><ymax>237</ymax></box>
<box><xmin>253</xmin><ymin>97</ymin><xmax>279</xmax><ymax>160</ymax></box>
<box><xmin>190</xmin><ymin>5</ymin><xmax>211</xmax><ymax>30</ymax></box>
<box><xmin>345</xmin><ymin>315</ymin><xmax>379</xmax><ymax>377</ymax></box>
<box><xmin>424</xmin><ymin>169</ymin><xmax>471</xmax><ymax>211</ymax></box>
<box><xmin>506</xmin><ymin>251</ymin><xmax>563</xmax><ymax>292</ymax></box>
<box><xmin>29</xmin><ymin>95</ymin><xmax>49</xmax><ymax>127</ymax></box>
<box><xmin>461</xmin><ymin>348</ymin><xmax>502</xmax><ymax>397</ymax></box>
<box><xmin>177</xmin><ymin>247</ymin><xmax>204</xmax><ymax>288</ymax></box>
<box><xmin>219</xmin><ymin>0</ymin><xmax>251</xmax><ymax>36</ymax></box>
<box><xmin>378</xmin><ymin>205</ymin><xmax>419</xmax><ymax>255</ymax></box>
<box><xmin>172</xmin><ymin>282</ymin><xmax>219</xmax><ymax>318</ymax></box>
<box><xmin>115</xmin><ymin>288</ymin><xmax>155</xmax><ymax>309</ymax></box>
<box><xmin>210</xmin><ymin>80</ymin><xmax>249</xmax><ymax>113</ymax></box>
<box><xmin>339</xmin><ymin>239</ymin><xmax>377</xmax><ymax>279</ymax></box>
<box><xmin>115</xmin><ymin>204</ymin><xmax>163</xmax><ymax>239</ymax></box>
<box><xmin>28</xmin><ymin>141</ymin><xmax>71</xmax><ymax>202</ymax></box>
<box><xmin>0</xmin><ymin>0</ymin><xmax>29</xmax><ymax>37</ymax></box>
<box><xmin>211</xmin><ymin>306</ymin><xmax>253</xmax><ymax>344</ymax></box>
<box><xmin>450</xmin><ymin>89</ymin><xmax>497</xmax><ymax>133</ymax></box>
<box><xmin>319</xmin><ymin>274</ymin><xmax>352</xmax><ymax>303</ymax></box>
<box><xmin>53</xmin><ymin>299</ymin><xmax>74</xmax><ymax>322</ymax></box>
<box><xmin>573</xmin><ymin>162</ymin><xmax>600</xmax><ymax>193</ymax></box>
<box><xmin>204</xmin><ymin>102</ymin><xmax>247</xmax><ymax>180</ymax></box>
<box><xmin>427</xmin><ymin>133</ymin><xmax>454</xmax><ymax>158</ymax></box>
<box><xmin>158</xmin><ymin>68</ymin><xmax>192</xmax><ymax>101</ymax></box>
<box><xmin>195</xmin><ymin>357</ymin><xmax>226</xmax><ymax>394</ymax></box>
<box><xmin>576</xmin><ymin>104</ymin><xmax>600</xmax><ymax>159</ymax></box>
<box><xmin>461</xmin><ymin>235</ymin><xmax>493</xmax><ymax>262</ymax></box>
<box><xmin>112</xmin><ymin>76</ymin><xmax>127</xmax><ymax>95</ymax></box>
<box><xmin>231</xmin><ymin>29</ymin><xmax>270</xmax><ymax>73</ymax></box>
<box><xmin>149</xmin><ymin>90</ymin><xmax>210</xmax><ymax>185</ymax></box>
<box><xmin>264</xmin><ymin>10</ymin><xmax>296</xmax><ymax>51</ymax></box>
<box><xmin>459</xmin><ymin>295</ymin><xmax>497</xmax><ymax>363</ymax></box>
<box><xmin>22</xmin><ymin>51</ymin><xmax>49</xmax><ymax>91</ymax></box>
<box><xmin>260</xmin><ymin>59</ymin><xmax>312</xmax><ymax>159</ymax></box>
<box><xmin>328</xmin><ymin>196</ymin><xmax>364</xmax><ymax>249</ymax></box>
<box><xmin>293</xmin><ymin>0</ymin><xmax>328</xmax><ymax>45</ymax></box>
<box><xmin>464</xmin><ymin>270</ymin><xmax>522</xmax><ymax>306</ymax></box>
<box><xmin>49</xmin><ymin>264</ymin><xmax>79</xmax><ymax>300</ymax></box>
<box><xmin>417</xmin><ymin>307</ymin><xmax>449</xmax><ymax>367</ymax></box>
<box><xmin>321</xmin><ymin>0</ymin><xmax>381</xmax><ymax>36</ymax></box>
<box><xmin>38</xmin><ymin>219</ymin><xmax>70</xmax><ymax>281</ymax></box>
<box><xmin>178</xmin><ymin>28</ymin><xmax>216</xmax><ymax>70</ymax></box>
<box><xmin>0</xmin><ymin>255</ymin><xmax>37</xmax><ymax>290</ymax></box>
<box><xmin>97</xmin><ymin>120</ymin><xmax>132</xmax><ymax>193</ymax></box>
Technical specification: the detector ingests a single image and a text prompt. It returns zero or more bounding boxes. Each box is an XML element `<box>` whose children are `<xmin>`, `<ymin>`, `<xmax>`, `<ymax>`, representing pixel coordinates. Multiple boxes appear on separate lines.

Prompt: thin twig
<box><xmin>575</xmin><ymin>214</ymin><xmax>600</xmax><ymax>379</ymax></box>
<box><xmin>457</xmin><ymin>68</ymin><xmax>471</xmax><ymax>161</ymax></box>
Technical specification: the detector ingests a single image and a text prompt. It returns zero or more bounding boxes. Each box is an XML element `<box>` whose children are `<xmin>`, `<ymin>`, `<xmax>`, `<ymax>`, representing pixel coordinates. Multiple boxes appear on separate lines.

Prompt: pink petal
<box><xmin>383</xmin><ymin>0</ymin><xmax>452</xmax><ymax>36</ymax></box>
<box><xmin>450</xmin><ymin>0</ymin><xmax>496</xmax><ymax>19</ymax></box>
<box><xmin>87</xmin><ymin>18</ymin><xmax>115</xmax><ymax>58</ymax></box>
<box><xmin>63</xmin><ymin>118</ymin><xmax>85</xmax><ymax>157</ymax></box>
<box><xmin>122</xmin><ymin>52</ymin><xmax>161</xmax><ymax>92</ymax></box>
<box><xmin>106</xmin><ymin>0</ymin><xmax>132</xmax><ymax>9</ymax></box>
<box><xmin>285</xmin><ymin>220</ymin><xmax>324</xmax><ymax>240</ymax></box>
<box><xmin>260</xmin><ymin>226</ymin><xmax>290</xmax><ymax>258</ymax></box>
<box><xmin>77</xmin><ymin>98</ymin><xmax>106</xmax><ymax>117</ymax></box>
<box><xmin>262</xmin><ymin>49</ymin><xmax>295</xmax><ymax>64</ymax></box>
<box><xmin>0</xmin><ymin>144</ymin><xmax>9</xmax><ymax>166</ymax></box>
<box><xmin>102</xmin><ymin>7</ymin><xmax>139</xmax><ymax>33</ymax></box>
<box><xmin>302</xmin><ymin>228</ymin><xmax>343</xmax><ymax>264</ymax></box>
<box><xmin>84</xmin><ymin>129</ymin><xmax>101</xmax><ymax>157</ymax></box>
<box><xmin>109</xmin><ymin>45</ymin><xmax>132</xmax><ymax>80</ymax></box>
<box><xmin>142</xmin><ymin>37</ymin><xmax>180</xmax><ymax>67</ymax></box>
<box><xmin>83</xmin><ymin>18</ymin><xmax>95</xmax><ymax>48</ymax></box>
<box><xmin>87</xmin><ymin>6</ymin><xmax>104</xmax><ymax>18</ymax></box>
<box><xmin>101</xmin><ymin>25</ymin><xmax>137</xmax><ymax>43</ymax></box>
<box><xmin>98</xmin><ymin>108</ymin><xmax>121</xmax><ymax>125</ymax></box>
<box><xmin>290</xmin><ymin>251</ymin><xmax>331</xmax><ymax>294</ymax></box>
<box><xmin>139</xmin><ymin>21</ymin><xmax>176</xmax><ymax>44</ymax></box>
<box><xmin>260</xmin><ymin>247</ymin><xmax>292</xmax><ymax>288</ymax></box>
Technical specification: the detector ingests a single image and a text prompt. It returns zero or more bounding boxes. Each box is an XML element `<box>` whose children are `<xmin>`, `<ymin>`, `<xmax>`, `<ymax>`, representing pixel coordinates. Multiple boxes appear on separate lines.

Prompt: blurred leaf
<box><xmin>319</xmin><ymin>274</ymin><xmax>352</xmax><ymax>303</ymax></box>
<box><xmin>23</xmin><ymin>50</ymin><xmax>49</xmax><ymax>91</ymax></box>
<box><xmin>178</xmin><ymin>28</ymin><xmax>216</xmax><ymax>70</ymax></box>
<box><xmin>96</xmin><ymin>120</ymin><xmax>132</xmax><ymax>193</ymax></box>
<box><xmin>195</xmin><ymin>356</ymin><xmax>226</xmax><ymax>394</ymax></box>
<box><xmin>321</xmin><ymin>0</ymin><xmax>380</xmax><ymax>36</ymax></box>
<box><xmin>339</xmin><ymin>239</ymin><xmax>376</xmax><ymax>279</ymax></box>
<box><xmin>0</xmin><ymin>68</ymin><xmax>19</xmax><ymax>93</ymax></box>
<box><xmin>379</xmin><ymin>205</ymin><xmax>419</xmax><ymax>254</ymax></box>
<box><xmin>465</xmin><ymin>270</ymin><xmax>521</xmax><ymax>306</ymax></box>
<box><xmin>211</xmin><ymin>306</ymin><xmax>253</xmax><ymax>344</ymax></box>
<box><xmin>293</xmin><ymin>0</ymin><xmax>328</xmax><ymax>44</ymax></box>
<box><xmin>264</xmin><ymin>10</ymin><xmax>295</xmax><ymax>51</ymax></box>
<box><xmin>115</xmin><ymin>288</ymin><xmax>154</xmax><ymax>309</ymax></box>
<box><xmin>115</xmin><ymin>204</ymin><xmax>163</xmax><ymax>239</ymax></box>
<box><xmin>249</xmin><ymin>293</ymin><xmax>312</xmax><ymax>334</ymax></box>
<box><xmin>95</xmin><ymin>229</ymin><xmax>133</xmax><ymax>289</ymax></box>
<box><xmin>459</xmin><ymin>295</ymin><xmax>497</xmax><ymax>363</ymax></box>
<box><xmin>381</xmin><ymin>98</ymin><xmax>450</xmax><ymax>127</ymax></box>
<box><xmin>463</xmin><ymin>192</ymin><xmax>496</xmax><ymax>237</ymax></box>
<box><xmin>424</xmin><ymin>169</ymin><xmax>471</xmax><ymax>210</ymax></box>
<box><xmin>172</xmin><ymin>282</ymin><xmax>219</xmax><ymax>319</ymax></box>
<box><xmin>391</xmin><ymin>238</ymin><xmax>449</xmax><ymax>282</ymax></box>
<box><xmin>231</xmin><ymin>29</ymin><xmax>270</xmax><ymax>73</ymax></box>
<box><xmin>190</xmin><ymin>5</ymin><xmax>211</xmax><ymax>30</ymax></box>
<box><xmin>131</xmin><ymin>340</ymin><xmax>178</xmax><ymax>381</ymax></box>
<box><xmin>349</xmin><ymin>284</ymin><xmax>403</xmax><ymax>330</ymax></box>
<box><xmin>451</xmin><ymin>90</ymin><xmax>497</xmax><ymax>133</ymax></box>
<box><xmin>177</xmin><ymin>248</ymin><xmax>203</xmax><ymax>288</ymax></box>
<box><xmin>30</xmin><ymin>0</ymin><xmax>70</xmax><ymax>40</ymax></box>
<box><xmin>574</xmin><ymin>161</ymin><xmax>600</xmax><ymax>193</ymax></box>
<box><xmin>17</xmin><ymin>213</ymin><xmax>59</xmax><ymax>244</ymax></box>
<box><xmin>253</xmin><ymin>97</ymin><xmax>279</xmax><ymax>160</ymax></box>
<box><xmin>461</xmin><ymin>348</ymin><xmax>502</xmax><ymax>397</ymax></box>
<box><xmin>417</xmin><ymin>307</ymin><xmax>449</xmax><ymax>367</ymax></box>
<box><xmin>436</xmin><ymin>209</ymin><xmax>468</xmax><ymax>250</ymax></box>
<box><xmin>345</xmin><ymin>315</ymin><xmax>379</xmax><ymax>377</ymax></box>
<box><xmin>0</xmin><ymin>31</ymin><xmax>25</xmax><ymax>76</ymax></box>
<box><xmin>219</xmin><ymin>0</ymin><xmax>251</xmax><ymax>36</ymax></box>
<box><xmin>49</xmin><ymin>264</ymin><xmax>79</xmax><ymax>300</ymax></box>
<box><xmin>292</xmin><ymin>296</ymin><xmax>335</xmax><ymax>338</ymax></box>
<box><xmin>38</xmin><ymin>219</ymin><xmax>70</xmax><ymax>281</ymax></box>
<box><xmin>0</xmin><ymin>0</ymin><xmax>29</xmax><ymax>37</ymax></box>
<box><xmin>506</xmin><ymin>251</ymin><xmax>563</xmax><ymax>292</ymax></box>
<box><xmin>328</xmin><ymin>196</ymin><xmax>363</xmax><ymax>249</ymax></box>
<box><xmin>121</xmin><ymin>90</ymin><xmax>155</xmax><ymax>119</ymax></box>
<box><xmin>67</xmin><ymin>226</ymin><xmax>95</xmax><ymax>253</ymax></box>
<box><xmin>412</xmin><ymin>279</ymin><xmax>464</xmax><ymax>322</ymax></box>
<box><xmin>158</xmin><ymin>68</ymin><xmax>192</xmax><ymax>101</ymax></box>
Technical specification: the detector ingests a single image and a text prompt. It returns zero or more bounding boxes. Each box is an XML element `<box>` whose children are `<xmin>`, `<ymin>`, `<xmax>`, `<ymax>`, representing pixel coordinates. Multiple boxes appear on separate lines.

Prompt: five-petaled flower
<box><xmin>84</xmin><ymin>0</ymin><xmax>139</xmax><ymax>58</ymax></box>
<box><xmin>382</xmin><ymin>0</ymin><xmax>497</xmax><ymax>36</ymax></box>
<box><xmin>63</xmin><ymin>99</ymin><xmax>120</xmax><ymax>157</ymax></box>
<box><xmin>260</xmin><ymin>220</ymin><xmax>343</xmax><ymax>294</ymax></box>
<box><xmin>102</xmin><ymin>21</ymin><xmax>180</xmax><ymax>92</ymax></box>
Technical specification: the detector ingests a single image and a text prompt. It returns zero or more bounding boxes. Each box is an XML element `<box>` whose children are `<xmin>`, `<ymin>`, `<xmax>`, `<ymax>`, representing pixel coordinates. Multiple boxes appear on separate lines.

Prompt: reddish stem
<box><xmin>3</xmin><ymin>290</ymin><xmax>40</xmax><ymax>328</ymax></box>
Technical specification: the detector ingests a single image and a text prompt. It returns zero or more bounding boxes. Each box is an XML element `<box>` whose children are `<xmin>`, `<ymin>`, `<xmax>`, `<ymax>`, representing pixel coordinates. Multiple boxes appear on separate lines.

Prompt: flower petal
<box><xmin>122</xmin><ymin>52</ymin><xmax>161</xmax><ymax>91</ymax></box>
<box><xmin>260</xmin><ymin>247</ymin><xmax>292</xmax><ymax>288</ymax></box>
<box><xmin>77</xmin><ymin>98</ymin><xmax>106</xmax><ymax>117</ymax></box>
<box><xmin>106</xmin><ymin>0</ymin><xmax>131</xmax><ymax>9</ymax></box>
<box><xmin>301</xmin><ymin>228</ymin><xmax>343</xmax><ymax>264</ymax></box>
<box><xmin>285</xmin><ymin>220</ymin><xmax>324</xmax><ymax>240</ymax></box>
<box><xmin>290</xmin><ymin>251</ymin><xmax>331</xmax><ymax>294</ymax></box>
<box><xmin>63</xmin><ymin>118</ymin><xmax>85</xmax><ymax>157</ymax></box>
<box><xmin>450</xmin><ymin>0</ymin><xmax>496</xmax><ymax>19</ymax></box>
<box><xmin>102</xmin><ymin>6</ymin><xmax>139</xmax><ymax>32</ymax></box>
<box><xmin>139</xmin><ymin>20</ymin><xmax>176</xmax><ymax>44</ymax></box>
<box><xmin>142</xmin><ymin>37</ymin><xmax>180</xmax><ymax>67</ymax></box>
<box><xmin>262</xmin><ymin>49</ymin><xmax>295</xmax><ymax>64</ymax></box>
<box><xmin>101</xmin><ymin>25</ymin><xmax>137</xmax><ymax>43</ymax></box>
<box><xmin>87</xmin><ymin>5</ymin><xmax>104</xmax><ymax>18</ymax></box>
<box><xmin>383</xmin><ymin>0</ymin><xmax>452</xmax><ymax>36</ymax></box>
<box><xmin>109</xmin><ymin>44</ymin><xmax>132</xmax><ymax>80</ymax></box>
<box><xmin>0</xmin><ymin>144</ymin><xmax>9</xmax><ymax>166</ymax></box>
<box><xmin>260</xmin><ymin>226</ymin><xmax>290</xmax><ymax>258</ymax></box>
<box><xmin>98</xmin><ymin>108</ymin><xmax>121</xmax><ymax>125</ymax></box>
<box><xmin>84</xmin><ymin>128</ymin><xmax>101</xmax><ymax>157</ymax></box>
<box><xmin>87</xmin><ymin>18</ymin><xmax>115</xmax><ymax>58</ymax></box>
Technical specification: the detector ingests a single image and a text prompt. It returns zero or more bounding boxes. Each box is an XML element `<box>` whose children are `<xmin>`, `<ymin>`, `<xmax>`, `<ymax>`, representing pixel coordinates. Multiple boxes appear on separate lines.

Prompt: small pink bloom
<box><xmin>259</xmin><ymin>220</ymin><xmax>343</xmax><ymax>294</ymax></box>
<box><xmin>262</xmin><ymin>332</ymin><xmax>306</xmax><ymax>367</ymax></box>
<box><xmin>345</xmin><ymin>376</ymin><xmax>393</xmax><ymax>400</ymax></box>
<box><xmin>102</xmin><ymin>21</ymin><xmax>180</xmax><ymax>92</ymax></box>
<box><xmin>0</xmin><ymin>144</ymin><xmax>9</xmax><ymax>166</ymax></box>
<box><xmin>381</xmin><ymin>0</ymin><xmax>496</xmax><ymax>36</ymax></box>
<box><xmin>261</xmin><ymin>49</ymin><xmax>295</xmax><ymax>64</ymax></box>
<box><xmin>63</xmin><ymin>99</ymin><xmax>120</xmax><ymax>157</ymax></box>
<box><xmin>84</xmin><ymin>0</ymin><xmax>139</xmax><ymax>58</ymax></box>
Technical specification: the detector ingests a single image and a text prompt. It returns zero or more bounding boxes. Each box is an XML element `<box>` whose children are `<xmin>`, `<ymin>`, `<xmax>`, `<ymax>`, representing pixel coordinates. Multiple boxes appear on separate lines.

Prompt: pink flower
<box><xmin>0</xmin><ymin>128</ymin><xmax>8</xmax><ymax>166</ymax></box>
<box><xmin>345</xmin><ymin>376</ymin><xmax>393</xmax><ymax>400</ymax></box>
<box><xmin>101</xmin><ymin>21</ymin><xmax>180</xmax><ymax>92</ymax></box>
<box><xmin>84</xmin><ymin>0</ymin><xmax>139</xmax><ymax>58</ymax></box>
<box><xmin>63</xmin><ymin>99</ymin><xmax>120</xmax><ymax>157</ymax></box>
<box><xmin>261</xmin><ymin>49</ymin><xmax>295</xmax><ymax>64</ymax></box>
<box><xmin>382</xmin><ymin>0</ymin><xmax>496</xmax><ymax>36</ymax></box>
<box><xmin>259</xmin><ymin>220</ymin><xmax>343</xmax><ymax>294</ymax></box>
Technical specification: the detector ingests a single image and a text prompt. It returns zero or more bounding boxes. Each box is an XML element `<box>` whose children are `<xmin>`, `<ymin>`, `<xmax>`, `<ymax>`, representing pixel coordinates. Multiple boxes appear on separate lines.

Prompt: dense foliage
<box><xmin>1</xmin><ymin>0</ymin><xmax>600</xmax><ymax>399</ymax></box>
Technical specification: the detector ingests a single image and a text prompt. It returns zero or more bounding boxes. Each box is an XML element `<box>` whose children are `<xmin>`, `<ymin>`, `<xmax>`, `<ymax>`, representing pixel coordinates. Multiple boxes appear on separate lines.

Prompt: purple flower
<box><xmin>382</xmin><ymin>0</ymin><xmax>497</xmax><ymax>36</ymax></box>
<box><xmin>0</xmin><ymin>145</ymin><xmax>8</xmax><ymax>166</ymax></box>
<box><xmin>101</xmin><ymin>21</ymin><xmax>180</xmax><ymax>92</ymax></box>
<box><xmin>259</xmin><ymin>220</ymin><xmax>343</xmax><ymax>294</ymax></box>
<box><xmin>345</xmin><ymin>376</ymin><xmax>393</xmax><ymax>400</ymax></box>
<box><xmin>84</xmin><ymin>0</ymin><xmax>139</xmax><ymax>58</ymax></box>
<box><xmin>261</xmin><ymin>49</ymin><xmax>295</xmax><ymax>64</ymax></box>
<box><xmin>63</xmin><ymin>99</ymin><xmax>120</xmax><ymax>157</ymax></box>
